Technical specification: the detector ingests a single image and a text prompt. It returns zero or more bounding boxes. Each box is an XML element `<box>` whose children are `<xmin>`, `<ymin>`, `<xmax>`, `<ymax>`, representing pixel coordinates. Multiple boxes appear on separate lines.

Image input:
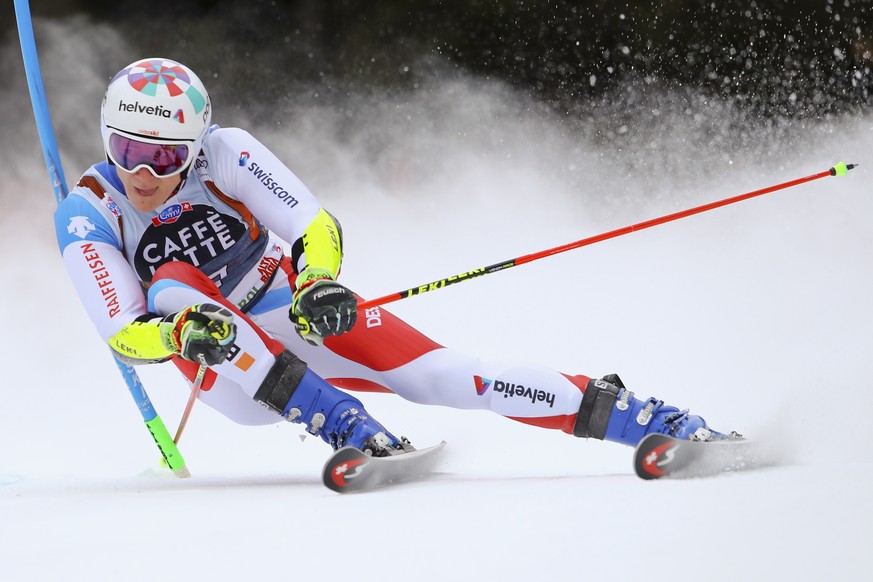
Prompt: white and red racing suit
<box><xmin>55</xmin><ymin>126</ymin><xmax>591</xmax><ymax>431</ymax></box>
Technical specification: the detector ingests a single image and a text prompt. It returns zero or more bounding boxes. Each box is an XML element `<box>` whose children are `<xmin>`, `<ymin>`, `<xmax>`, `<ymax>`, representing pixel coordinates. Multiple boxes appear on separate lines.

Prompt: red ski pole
<box><xmin>359</xmin><ymin>162</ymin><xmax>857</xmax><ymax>311</ymax></box>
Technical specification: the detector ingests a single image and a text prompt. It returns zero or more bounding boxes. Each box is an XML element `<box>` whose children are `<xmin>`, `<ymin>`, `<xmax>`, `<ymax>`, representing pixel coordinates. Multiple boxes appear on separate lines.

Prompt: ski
<box><xmin>634</xmin><ymin>433</ymin><xmax>773</xmax><ymax>480</ymax></box>
<box><xmin>322</xmin><ymin>441</ymin><xmax>447</xmax><ymax>493</ymax></box>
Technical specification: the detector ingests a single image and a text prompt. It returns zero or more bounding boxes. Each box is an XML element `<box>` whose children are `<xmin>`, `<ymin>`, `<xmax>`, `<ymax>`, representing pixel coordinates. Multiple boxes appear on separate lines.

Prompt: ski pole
<box><xmin>159</xmin><ymin>362</ymin><xmax>206</xmax><ymax>470</ymax></box>
<box><xmin>173</xmin><ymin>363</ymin><xmax>207</xmax><ymax>445</ymax></box>
<box><xmin>359</xmin><ymin>162</ymin><xmax>857</xmax><ymax>311</ymax></box>
<box><xmin>15</xmin><ymin>0</ymin><xmax>189</xmax><ymax>477</ymax></box>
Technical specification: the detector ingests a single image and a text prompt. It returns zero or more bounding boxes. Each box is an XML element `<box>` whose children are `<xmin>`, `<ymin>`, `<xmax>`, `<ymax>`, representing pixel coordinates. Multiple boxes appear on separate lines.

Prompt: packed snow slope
<box><xmin>1</xmin><ymin>22</ymin><xmax>871</xmax><ymax>582</ymax></box>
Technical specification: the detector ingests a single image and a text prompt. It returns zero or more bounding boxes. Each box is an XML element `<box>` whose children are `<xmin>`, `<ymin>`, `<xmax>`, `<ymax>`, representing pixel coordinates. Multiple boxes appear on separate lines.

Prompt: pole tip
<box><xmin>830</xmin><ymin>162</ymin><xmax>858</xmax><ymax>176</ymax></box>
<box><xmin>173</xmin><ymin>466</ymin><xmax>192</xmax><ymax>478</ymax></box>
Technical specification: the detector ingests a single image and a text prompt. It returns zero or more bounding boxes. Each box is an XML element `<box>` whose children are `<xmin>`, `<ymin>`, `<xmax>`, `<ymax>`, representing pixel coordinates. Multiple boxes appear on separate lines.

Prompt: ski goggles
<box><xmin>106</xmin><ymin>131</ymin><xmax>193</xmax><ymax>178</ymax></box>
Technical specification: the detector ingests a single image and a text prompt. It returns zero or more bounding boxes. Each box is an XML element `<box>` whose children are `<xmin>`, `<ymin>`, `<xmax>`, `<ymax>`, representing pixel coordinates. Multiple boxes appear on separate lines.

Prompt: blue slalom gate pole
<box><xmin>14</xmin><ymin>0</ymin><xmax>67</xmax><ymax>205</ymax></box>
<box><xmin>14</xmin><ymin>0</ymin><xmax>189</xmax><ymax>476</ymax></box>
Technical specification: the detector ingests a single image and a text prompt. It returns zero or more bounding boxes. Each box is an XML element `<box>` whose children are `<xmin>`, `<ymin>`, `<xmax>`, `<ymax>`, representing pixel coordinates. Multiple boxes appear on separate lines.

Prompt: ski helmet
<box><xmin>100</xmin><ymin>58</ymin><xmax>211</xmax><ymax>178</ymax></box>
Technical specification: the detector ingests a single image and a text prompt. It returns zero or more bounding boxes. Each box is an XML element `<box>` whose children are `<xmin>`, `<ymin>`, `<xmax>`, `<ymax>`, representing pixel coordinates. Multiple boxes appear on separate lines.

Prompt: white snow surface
<box><xmin>1</xmin><ymin>32</ymin><xmax>872</xmax><ymax>581</ymax></box>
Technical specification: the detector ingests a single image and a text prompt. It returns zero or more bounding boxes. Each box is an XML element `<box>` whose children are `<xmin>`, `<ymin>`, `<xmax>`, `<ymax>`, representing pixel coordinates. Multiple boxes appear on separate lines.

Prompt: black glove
<box><xmin>162</xmin><ymin>304</ymin><xmax>237</xmax><ymax>365</ymax></box>
<box><xmin>291</xmin><ymin>271</ymin><xmax>357</xmax><ymax>346</ymax></box>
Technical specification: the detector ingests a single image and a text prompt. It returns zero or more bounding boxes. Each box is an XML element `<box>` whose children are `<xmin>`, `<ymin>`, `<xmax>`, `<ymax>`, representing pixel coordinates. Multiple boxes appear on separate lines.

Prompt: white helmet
<box><xmin>101</xmin><ymin>58</ymin><xmax>211</xmax><ymax>178</ymax></box>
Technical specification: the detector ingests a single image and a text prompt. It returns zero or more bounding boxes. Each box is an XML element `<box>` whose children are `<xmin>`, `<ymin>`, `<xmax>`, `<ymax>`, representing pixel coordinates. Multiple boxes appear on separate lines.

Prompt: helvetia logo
<box><xmin>118</xmin><ymin>100</ymin><xmax>172</xmax><ymax>119</ymax></box>
<box><xmin>173</xmin><ymin>109</ymin><xmax>185</xmax><ymax>123</ymax></box>
<box><xmin>473</xmin><ymin>376</ymin><xmax>556</xmax><ymax>408</ymax></box>
<box><xmin>473</xmin><ymin>375</ymin><xmax>492</xmax><ymax>396</ymax></box>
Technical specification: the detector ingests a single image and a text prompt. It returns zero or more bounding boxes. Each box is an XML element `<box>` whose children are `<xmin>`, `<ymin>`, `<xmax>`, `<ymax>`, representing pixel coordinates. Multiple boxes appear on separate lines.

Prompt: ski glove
<box><xmin>161</xmin><ymin>304</ymin><xmax>237</xmax><ymax>365</ymax></box>
<box><xmin>291</xmin><ymin>267</ymin><xmax>358</xmax><ymax>346</ymax></box>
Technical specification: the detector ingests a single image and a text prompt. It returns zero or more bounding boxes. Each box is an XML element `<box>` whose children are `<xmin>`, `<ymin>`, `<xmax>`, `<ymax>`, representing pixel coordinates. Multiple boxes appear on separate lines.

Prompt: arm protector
<box><xmin>291</xmin><ymin>208</ymin><xmax>344</xmax><ymax>287</ymax></box>
<box><xmin>108</xmin><ymin>314</ymin><xmax>176</xmax><ymax>365</ymax></box>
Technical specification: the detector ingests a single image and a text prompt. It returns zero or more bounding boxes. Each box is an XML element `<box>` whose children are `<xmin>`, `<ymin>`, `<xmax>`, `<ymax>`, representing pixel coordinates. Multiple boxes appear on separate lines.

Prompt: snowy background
<box><xmin>2</xmin><ymin>15</ymin><xmax>872</xmax><ymax>582</ymax></box>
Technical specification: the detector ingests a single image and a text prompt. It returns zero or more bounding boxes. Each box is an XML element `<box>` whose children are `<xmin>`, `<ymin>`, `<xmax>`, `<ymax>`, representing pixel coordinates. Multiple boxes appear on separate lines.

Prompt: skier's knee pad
<box><xmin>254</xmin><ymin>350</ymin><xmax>309</xmax><ymax>414</ymax></box>
<box><xmin>573</xmin><ymin>376</ymin><xmax>625</xmax><ymax>440</ymax></box>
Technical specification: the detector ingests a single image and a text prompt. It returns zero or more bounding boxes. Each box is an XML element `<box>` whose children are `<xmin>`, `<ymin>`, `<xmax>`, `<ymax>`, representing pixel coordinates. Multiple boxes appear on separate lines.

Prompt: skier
<box><xmin>55</xmin><ymin>57</ymin><xmax>728</xmax><ymax>462</ymax></box>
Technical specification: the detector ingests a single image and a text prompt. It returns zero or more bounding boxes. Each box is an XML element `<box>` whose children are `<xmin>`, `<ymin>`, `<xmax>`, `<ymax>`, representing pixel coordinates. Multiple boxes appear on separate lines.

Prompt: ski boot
<box><xmin>573</xmin><ymin>374</ymin><xmax>735</xmax><ymax>447</ymax></box>
<box><xmin>255</xmin><ymin>350</ymin><xmax>413</xmax><ymax>456</ymax></box>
